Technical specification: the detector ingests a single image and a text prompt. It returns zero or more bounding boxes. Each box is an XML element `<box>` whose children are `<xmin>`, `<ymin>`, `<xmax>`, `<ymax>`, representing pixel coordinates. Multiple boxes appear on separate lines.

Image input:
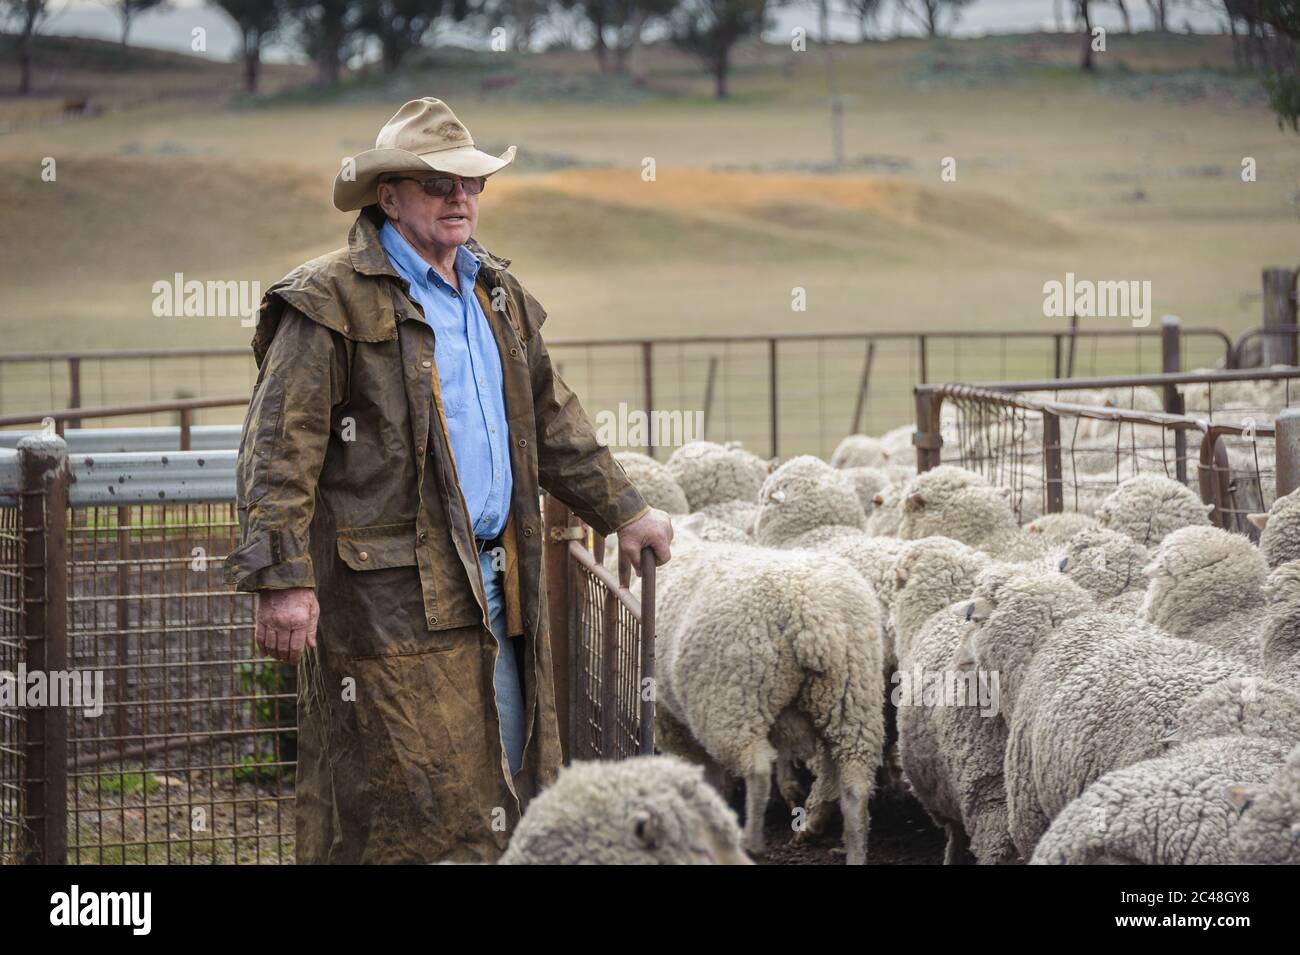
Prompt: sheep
<box><xmin>753</xmin><ymin>455</ymin><xmax>866</xmax><ymax>548</ymax></box>
<box><xmin>674</xmin><ymin>511</ymin><xmax>752</xmax><ymax>544</ymax></box>
<box><xmin>1095</xmin><ymin>474</ymin><xmax>1214</xmax><ymax>547</ymax></box>
<box><xmin>1139</xmin><ymin>525</ymin><xmax>1270</xmax><ymax>661</ymax></box>
<box><xmin>1250</xmin><ymin>487</ymin><xmax>1300</xmax><ymax>569</ymax></box>
<box><xmin>842</xmin><ymin>466</ymin><xmax>892</xmax><ymax>514</ymax></box>
<box><xmin>651</xmin><ymin>534</ymin><xmax>885</xmax><ymax>863</ymax></box>
<box><xmin>499</xmin><ymin>756</ymin><xmax>752</xmax><ymax>865</ymax></box>
<box><xmin>867</xmin><ymin>483</ymin><xmax>905</xmax><ymax>537</ymax></box>
<box><xmin>665</xmin><ymin>440</ymin><xmax>770</xmax><ymax>511</ymax></box>
<box><xmin>890</xmin><ymin>537</ymin><xmax>1017</xmax><ymax>864</ymax></box>
<box><xmin>830</xmin><ymin>434</ymin><xmax>890</xmax><ymax>470</ymax></box>
<box><xmin>614</xmin><ymin>451</ymin><xmax>690</xmax><ymax>514</ymax></box>
<box><xmin>1261</xmin><ymin>561</ymin><xmax>1300</xmax><ymax>689</ymax></box>
<box><xmin>879</xmin><ymin>424</ymin><xmax>918</xmax><ymax>468</ymax></box>
<box><xmin>957</xmin><ymin>570</ymin><xmax>1253</xmax><ymax>858</ymax></box>
<box><xmin>1227</xmin><ymin>742</ymin><xmax>1300</xmax><ymax>864</ymax></box>
<box><xmin>1030</xmin><ymin>677</ymin><xmax>1300</xmax><ymax>864</ymax></box>
<box><xmin>1056</xmin><ymin>526</ymin><xmax>1150</xmax><ymax>613</ymax></box>
<box><xmin>897</xmin><ymin>465</ymin><xmax>1054</xmax><ymax>564</ymax></box>
<box><xmin>1024</xmin><ymin>512</ymin><xmax>1100</xmax><ymax>546</ymax></box>
<box><xmin>696</xmin><ymin>499</ymin><xmax>758</xmax><ymax>536</ymax></box>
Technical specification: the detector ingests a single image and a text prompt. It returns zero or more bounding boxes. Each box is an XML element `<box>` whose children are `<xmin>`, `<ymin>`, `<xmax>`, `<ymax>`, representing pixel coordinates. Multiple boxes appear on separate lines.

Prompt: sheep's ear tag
<box><xmin>1247</xmin><ymin>513</ymin><xmax>1269</xmax><ymax>530</ymax></box>
<box><xmin>1224</xmin><ymin>784</ymin><xmax>1258</xmax><ymax>815</ymax></box>
<box><xmin>633</xmin><ymin>810</ymin><xmax>663</xmax><ymax>851</ymax></box>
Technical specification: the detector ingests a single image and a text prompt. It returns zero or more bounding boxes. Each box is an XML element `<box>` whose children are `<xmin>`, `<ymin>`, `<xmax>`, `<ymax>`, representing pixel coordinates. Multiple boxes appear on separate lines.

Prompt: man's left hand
<box><xmin>617</xmin><ymin>507</ymin><xmax>673</xmax><ymax>573</ymax></box>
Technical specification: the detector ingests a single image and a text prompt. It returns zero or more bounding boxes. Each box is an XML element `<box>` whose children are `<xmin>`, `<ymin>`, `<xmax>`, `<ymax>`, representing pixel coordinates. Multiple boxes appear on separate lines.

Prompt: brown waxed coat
<box><xmin>224</xmin><ymin>209</ymin><xmax>648</xmax><ymax>864</ymax></box>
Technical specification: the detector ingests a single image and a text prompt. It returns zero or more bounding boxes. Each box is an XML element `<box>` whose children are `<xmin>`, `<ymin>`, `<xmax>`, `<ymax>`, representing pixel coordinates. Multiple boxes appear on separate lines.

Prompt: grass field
<box><xmin>0</xmin><ymin>30</ymin><xmax>1296</xmax><ymax>444</ymax></box>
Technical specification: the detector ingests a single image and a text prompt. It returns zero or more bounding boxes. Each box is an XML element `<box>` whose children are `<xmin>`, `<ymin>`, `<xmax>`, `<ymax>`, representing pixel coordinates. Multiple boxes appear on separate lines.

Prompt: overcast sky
<box><xmin>27</xmin><ymin>0</ymin><xmax>1228</xmax><ymax>64</ymax></box>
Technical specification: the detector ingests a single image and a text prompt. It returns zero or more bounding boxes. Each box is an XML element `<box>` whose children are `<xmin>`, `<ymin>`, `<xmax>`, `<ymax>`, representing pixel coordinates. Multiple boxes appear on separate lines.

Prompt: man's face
<box><xmin>377</xmin><ymin>173</ymin><xmax>480</xmax><ymax>251</ymax></box>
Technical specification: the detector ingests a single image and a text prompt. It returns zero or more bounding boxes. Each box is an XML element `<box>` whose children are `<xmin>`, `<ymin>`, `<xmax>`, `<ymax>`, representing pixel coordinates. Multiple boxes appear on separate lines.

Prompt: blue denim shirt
<box><xmin>380</xmin><ymin>220</ymin><xmax>512</xmax><ymax>540</ymax></box>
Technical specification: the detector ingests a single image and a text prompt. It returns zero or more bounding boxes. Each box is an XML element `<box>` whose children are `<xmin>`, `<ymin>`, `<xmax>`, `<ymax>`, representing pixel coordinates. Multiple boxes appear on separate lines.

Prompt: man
<box><xmin>225</xmin><ymin>97</ymin><xmax>673</xmax><ymax>864</ymax></box>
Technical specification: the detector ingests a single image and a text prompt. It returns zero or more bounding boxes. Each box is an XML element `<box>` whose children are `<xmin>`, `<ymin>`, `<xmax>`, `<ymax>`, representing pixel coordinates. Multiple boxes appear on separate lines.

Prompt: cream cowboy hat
<box><xmin>332</xmin><ymin>97</ymin><xmax>516</xmax><ymax>212</ymax></box>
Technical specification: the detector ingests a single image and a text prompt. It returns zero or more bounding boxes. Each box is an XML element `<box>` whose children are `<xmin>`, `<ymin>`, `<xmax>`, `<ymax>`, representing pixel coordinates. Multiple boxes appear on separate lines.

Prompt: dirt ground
<box><xmin>757</xmin><ymin>785</ymin><xmax>948</xmax><ymax>866</ymax></box>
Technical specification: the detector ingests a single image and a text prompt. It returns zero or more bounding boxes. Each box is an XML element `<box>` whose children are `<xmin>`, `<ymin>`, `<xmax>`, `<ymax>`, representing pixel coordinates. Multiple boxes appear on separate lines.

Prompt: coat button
<box><xmin>416</xmin><ymin>445</ymin><xmax>424</xmax><ymax>456</ymax></box>
<box><xmin>428</xmin><ymin>615</ymin><xmax>438</xmax><ymax>626</ymax></box>
<box><xmin>421</xmin><ymin>360</ymin><xmax>431</xmax><ymax>368</ymax></box>
<box><xmin>419</xmin><ymin>532</ymin><xmax>428</xmax><ymax>543</ymax></box>
<box><xmin>518</xmin><ymin>438</ymin><xmax>527</xmax><ymax>448</ymax></box>
<box><xmin>523</xmin><ymin>526</ymin><xmax>532</xmax><ymax>537</ymax></box>
<box><xmin>509</xmin><ymin>348</ymin><xmax>518</xmax><ymax>357</ymax></box>
<box><xmin>343</xmin><ymin>324</ymin><xmax>350</xmax><ymax>333</ymax></box>
<box><xmin>358</xmin><ymin>551</ymin><xmax>369</xmax><ymax>561</ymax></box>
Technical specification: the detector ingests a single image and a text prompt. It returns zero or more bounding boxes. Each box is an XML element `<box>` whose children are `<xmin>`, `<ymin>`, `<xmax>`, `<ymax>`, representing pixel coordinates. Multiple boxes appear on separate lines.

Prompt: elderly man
<box><xmin>225</xmin><ymin>98</ymin><xmax>672</xmax><ymax>864</ymax></box>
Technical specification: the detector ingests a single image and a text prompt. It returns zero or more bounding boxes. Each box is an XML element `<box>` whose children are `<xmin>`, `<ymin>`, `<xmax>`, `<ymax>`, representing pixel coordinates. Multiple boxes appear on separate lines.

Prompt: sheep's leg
<box><xmin>794</xmin><ymin>751</ymin><xmax>839</xmax><ymax>841</ymax></box>
<box><xmin>741</xmin><ymin>738</ymin><xmax>777</xmax><ymax>857</ymax></box>
<box><xmin>838</xmin><ymin>762</ymin><xmax>873</xmax><ymax>866</ymax></box>
<box><xmin>943</xmin><ymin>825</ymin><xmax>974</xmax><ymax>865</ymax></box>
<box><xmin>776</xmin><ymin>754</ymin><xmax>806</xmax><ymax>810</ymax></box>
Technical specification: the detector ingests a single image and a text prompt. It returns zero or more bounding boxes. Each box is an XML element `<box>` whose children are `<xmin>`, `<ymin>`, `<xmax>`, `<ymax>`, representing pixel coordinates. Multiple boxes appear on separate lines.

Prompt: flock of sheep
<box><xmin>499</xmin><ymin>411</ymin><xmax>1300</xmax><ymax>866</ymax></box>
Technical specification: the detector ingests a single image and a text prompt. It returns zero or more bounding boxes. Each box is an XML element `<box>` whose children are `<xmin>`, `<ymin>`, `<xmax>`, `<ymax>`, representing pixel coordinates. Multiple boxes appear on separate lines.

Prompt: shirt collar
<box><xmin>379</xmin><ymin>219</ymin><xmax>481</xmax><ymax>292</ymax></box>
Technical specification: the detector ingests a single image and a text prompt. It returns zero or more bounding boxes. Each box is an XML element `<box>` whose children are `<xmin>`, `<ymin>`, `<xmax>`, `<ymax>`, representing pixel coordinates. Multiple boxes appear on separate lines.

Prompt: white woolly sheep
<box><xmin>1250</xmin><ymin>487</ymin><xmax>1300</xmax><ymax>569</ymax></box>
<box><xmin>1261</xmin><ymin>561</ymin><xmax>1300</xmax><ymax>689</ymax></box>
<box><xmin>665</xmin><ymin>440</ymin><xmax>770</xmax><ymax>511</ymax></box>
<box><xmin>1139</xmin><ymin>525</ymin><xmax>1270</xmax><ymax>661</ymax></box>
<box><xmin>891</xmin><ymin>537</ymin><xmax>1016</xmax><ymax>864</ymax></box>
<box><xmin>842</xmin><ymin>466</ymin><xmax>892</xmax><ymax>514</ymax></box>
<box><xmin>1057</xmin><ymin>526</ymin><xmax>1150</xmax><ymax>613</ymax></box>
<box><xmin>696</xmin><ymin>498</ymin><xmax>759</xmax><ymax>536</ymax></box>
<box><xmin>1030</xmin><ymin>676</ymin><xmax>1300</xmax><ymax>864</ymax></box>
<box><xmin>652</xmin><ymin>534</ymin><xmax>885</xmax><ymax>864</ymax></box>
<box><xmin>499</xmin><ymin>756</ymin><xmax>752</xmax><ymax>865</ymax></box>
<box><xmin>753</xmin><ymin>455</ymin><xmax>866</xmax><ymax>548</ymax></box>
<box><xmin>957</xmin><ymin>570</ymin><xmax>1252</xmax><ymax>858</ymax></box>
<box><xmin>867</xmin><ymin>483</ymin><xmax>905</xmax><ymax>537</ymax></box>
<box><xmin>1227</xmin><ymin>742</ymin><xmax>1300</xmax><ymax>864</ymax></box>
<box><xmin>830</xmin><ymin>434</ymin><xmax>890</xmax><ymax>470</ymax></box>
<box><xmin>878</xmin><ymin>425</ymin><xmax>918</xmax><ymax>468</ymax></box>
<box><xmin>897</xmin><ymin>466</ymin><xmax>1054</xmax><ymax>564</ymax></box>
<box><xmin>614</xmin><ymin>451</ymin><xmax>690</xmax><ymax>514</ymax></box>
<box><xmin>1095</xmin><ymin>474</ymin><xmax>1214</xmax><ymax>547</ymax></box>
<box><xmin>1024</xmin><ymin>512</ymin><xmax>1100</xmax><ymax>546</ymax></box>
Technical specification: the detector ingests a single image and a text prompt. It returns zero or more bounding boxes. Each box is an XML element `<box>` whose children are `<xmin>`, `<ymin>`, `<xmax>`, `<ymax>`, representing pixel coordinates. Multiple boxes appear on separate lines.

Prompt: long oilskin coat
<box><xmin>224</xmin><ymin>209</ymin><xmax>648</xmax><ymax>863</ymax></box>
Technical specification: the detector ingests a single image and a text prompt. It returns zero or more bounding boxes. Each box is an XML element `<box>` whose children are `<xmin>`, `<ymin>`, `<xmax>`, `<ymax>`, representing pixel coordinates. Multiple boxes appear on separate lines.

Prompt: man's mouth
<box><xmin>440</xmin><ymin>214</ymin><xmax>467</xmax><ymax>223</ymax></box>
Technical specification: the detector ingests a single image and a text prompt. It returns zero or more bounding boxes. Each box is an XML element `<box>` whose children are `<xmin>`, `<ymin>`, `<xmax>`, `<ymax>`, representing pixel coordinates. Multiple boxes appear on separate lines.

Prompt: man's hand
<box><xmin>255</xmin><ymin>587</ymin><xmax>320</xmax><ymax>665</ymax></box>
<box><xmin>617</xmin><ymin>507</ymin><xmax>673</xmax><ymax>574</ymax></box>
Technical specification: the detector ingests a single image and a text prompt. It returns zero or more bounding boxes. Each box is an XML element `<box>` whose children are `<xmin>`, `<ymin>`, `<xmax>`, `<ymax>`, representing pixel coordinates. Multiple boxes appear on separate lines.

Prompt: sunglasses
<box><xmin>384</xmin><ymin>175</ymin><xmax>486</xmax><ymax>197</ymax></box>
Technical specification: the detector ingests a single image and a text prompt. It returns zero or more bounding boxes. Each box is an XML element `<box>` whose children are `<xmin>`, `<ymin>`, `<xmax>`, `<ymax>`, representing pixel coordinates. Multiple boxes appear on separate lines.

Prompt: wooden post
<box><xmin>641</xmin><ymin>342</ymin><xmax>654</xmax><ymax>459</ymax></box>
<box><xmin>768</xmin><ymin>339</ymin><xmax>778</xmax><ymax>459</ymax></box>
<box><xmin>913</xmin><ymin>388</ymin><xmax>944</xmax><ymax>472</ymax></box>
<box><xmin>1162</xmin><ymin>315</ymin><xmax>1188</xmax><ymax>483</ymax></box>
<box><xmin>850</xmin><ymin>341</ymin><xmax>876</xmax><ymax>436</ymax></box>
<box><xmin>1043</xmin><ymin>411</ymin><xmax>1064</xmax><ymax>514</ymax></box>
<box><xmin>701</xmin><ymin>356</ymin><xmax>718</xmax><ymax>442</ymax></box>
<box><xmin>543</xmin><ymin>494</ymin><xmax>574</xmax><ymax>763</ymax></box>
<box><xmin>17</xmin><ymin>433</ymin><xmax>70</xmax><ymax>865</ymax></box>
<box><xmin>1262</xmin><ymin>268</ymin><xmax>1299</xmax><ymax>367</ymax></box>
<box><xmin>66</xmin><ymin>358</ymin><xmax>81</xmax><ymax>431</ymax></box>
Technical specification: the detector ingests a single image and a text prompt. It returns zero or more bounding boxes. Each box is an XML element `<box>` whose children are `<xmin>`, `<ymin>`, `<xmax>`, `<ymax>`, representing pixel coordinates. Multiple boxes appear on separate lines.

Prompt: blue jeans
<box><xmin>480</xmin><ymin>550</ymin><xmax>525</xmax><ymax>776</ymax></box>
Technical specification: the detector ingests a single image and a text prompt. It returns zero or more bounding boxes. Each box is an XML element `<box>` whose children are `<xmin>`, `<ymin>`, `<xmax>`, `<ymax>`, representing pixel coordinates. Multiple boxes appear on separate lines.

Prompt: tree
<box><xmin>896</xmin><ymin>0</ymin><xmax>972</xmax><ymax>36</ymax></box>
<box><xmin>105</xmin><ymin>0</ymin><xmax>169</xmax><ymax>47</ymax></box>
<box><xmin>285</xmin><ymin>0</ymin><xmax>365</xmax><ymax>87</ymax></box>
<box><xmin>841</xmin><ymin>0</ymin><xmax>885</xmax><ymax>40</ymax></box>
<box><xmin>670</xmin><ymin>0</ymin><xmax>768</xmax><ymax>98</ymax></box>
<box><xmin>358</xmin><ymin>0</ymin><xmax>459</xmax><ymax>72</ymax></box>
<box><xmin>562</xmin><ymin>0</ymin><xmax>677</xmax><ymax>76</ymax></box>
<box><xmin>212</xmin><ymin>0</ymin><xmax>284</xmax><ymax>93</ymax></box>
<box><xmin>2</xmin><ymin>0</ymin><xmax>49</xmax><ymax>94</ymax></box>
<box><xmin>1228</xmin><ymin>0</ymin><xmax>1300</xmax><ymax>130</ymax></box>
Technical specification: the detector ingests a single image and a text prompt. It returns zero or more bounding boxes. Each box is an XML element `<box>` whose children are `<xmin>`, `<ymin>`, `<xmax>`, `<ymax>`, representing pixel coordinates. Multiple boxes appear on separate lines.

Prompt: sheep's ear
<box><xmin>965</xmin><ymin>596</ymin><xmax>994</xmax><ymax>623</ymax></box>
<box><xmin>999</xmin><ymin>486</ymin><xmax>1012</xmax><ymax>499</ymax></box>
<box><xmin>1142</xmin><ymin>560</ymin><xmax>1168</xmax><ymax>579</ymax></box>
<box><xmin>766</xmin><ymin>458</ymin><xmax>779</xmax><ymax>474</ymax></box>
<box><xmin>1028</xmin><ymin>524</ymin><xmax>1043</xmax><ymax>534</ymax></box>
<box><xmin>1203</xmin><ymin>503</ymin><xmax>1216</xmax><ymax>514</ymax></box>
<box><xmin>1248</xmin><ymin>512</ymin><xmax>1269</xmax><ymax>531</ymax></box>
<box><xmin>632</xmin><ymin>810</ymin><xmax>664</xmax><ymax>851</ymax></box>
<box><xmin>1224</xmin><ymin>784</ymin><xmax>1260</xmax><ymax>815</ymax></box>
<box><xmin>770</xmin><ymin>489</ymin><xmax>787</xmax><ymax>504</ymax></box>
<box><xmin>905</xmin><ymin>492</ymin><xmax>926</xmax><ymax>513</ymax></box>
<box><xmin>881</xmin><ymin>448</ymin><xmax>892</xmax><ymax>461</ymax></box>
<box><xmin>871</xmin><ymin>493</ymin><xmax>885</xmax><ymax>509</ymax></box>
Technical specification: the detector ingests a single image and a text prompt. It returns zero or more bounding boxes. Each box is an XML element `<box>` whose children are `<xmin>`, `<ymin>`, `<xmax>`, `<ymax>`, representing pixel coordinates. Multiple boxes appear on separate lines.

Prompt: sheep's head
<box><xmin>958</xmin><ymin>570</ymin><xmax>1093</xmax><ymax>688</ymax></box>
<box><xmin>1096</xmin><ymin>475</ymin><xmax>1213</xmax><ymax>547</ymax></box>
<box><xmin>842</xmin><ymin>466</ymin><xmax>890</xmax><ymax>514</ymax></box>
<box><xmin>754</xmin><ymin>455</ymin><xmax>865</xmax><ymax>546</ymax></box>
<box><xmin>1025</xmin><ymin>512</ymin><xmax>1100</xmax><ymax>546</ymax></box>
<box><xmin>1227</xmin><ymin>744</ymin><xmax>1300</xmax><ymax>864</ymax></box>
<box><xmin>1139</xmin><ymin>525</ymin><xmax>1268</xmax><ymax>627</ymax></box>
<box><xmin>898</xmin><ymin>466</ymin><xmax>1015</xmax><ymax>544</ymax></box>
<box><xmin>867</xmin><ymin>484</ymin><xmax>904</xmax><ymax>536</ymax></box>
<box><xmin>1173</xmin><ymin>676</ymin><xmax>1300</xmax><ymax>745</ymax></box>
<box><xmin>1255</xmin><ymin>488</ymin><xmax>1300</xmax><ymax>569</ymax></box>
<box><xmin>830</xmin><ymin>434</ymin><xmax>889</xmax><ymax>470</ymax></box>
<box><xmin>1058</xmin><ymin>527</ymin><xmax>1150</xmax><ymax>600</ymax></box>
<box><xmin>665</xmin><ymin>440</ymin><xmax>769</xmax><ymax>510</ymax></box>
<box><xmin>500</xmin><ymin>757</ymin><xmax>752</xmax><ymax>866</ymax></box>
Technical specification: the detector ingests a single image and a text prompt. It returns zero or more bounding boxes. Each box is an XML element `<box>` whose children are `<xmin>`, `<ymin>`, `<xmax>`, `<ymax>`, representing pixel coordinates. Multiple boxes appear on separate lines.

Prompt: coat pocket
<box><xmin>335</xmin><ymin>521</ymin><xmax>418</xmax><ymax>570</ymax></box>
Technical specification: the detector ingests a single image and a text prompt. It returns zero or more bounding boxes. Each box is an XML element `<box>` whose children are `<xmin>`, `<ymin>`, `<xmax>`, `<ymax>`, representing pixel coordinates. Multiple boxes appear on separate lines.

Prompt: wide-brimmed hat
<box><xmin>333</xmin><ymin>97</ymin><xmax>516</xmax><ymax>212</ymax></box>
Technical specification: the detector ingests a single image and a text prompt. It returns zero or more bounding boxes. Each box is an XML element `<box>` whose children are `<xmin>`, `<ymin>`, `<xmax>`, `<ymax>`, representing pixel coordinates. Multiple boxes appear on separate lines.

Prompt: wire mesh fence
<box><xmin>0</xmin><ymin>494</ymin><xmax>28</xmax><ymax>864</ymax></box>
